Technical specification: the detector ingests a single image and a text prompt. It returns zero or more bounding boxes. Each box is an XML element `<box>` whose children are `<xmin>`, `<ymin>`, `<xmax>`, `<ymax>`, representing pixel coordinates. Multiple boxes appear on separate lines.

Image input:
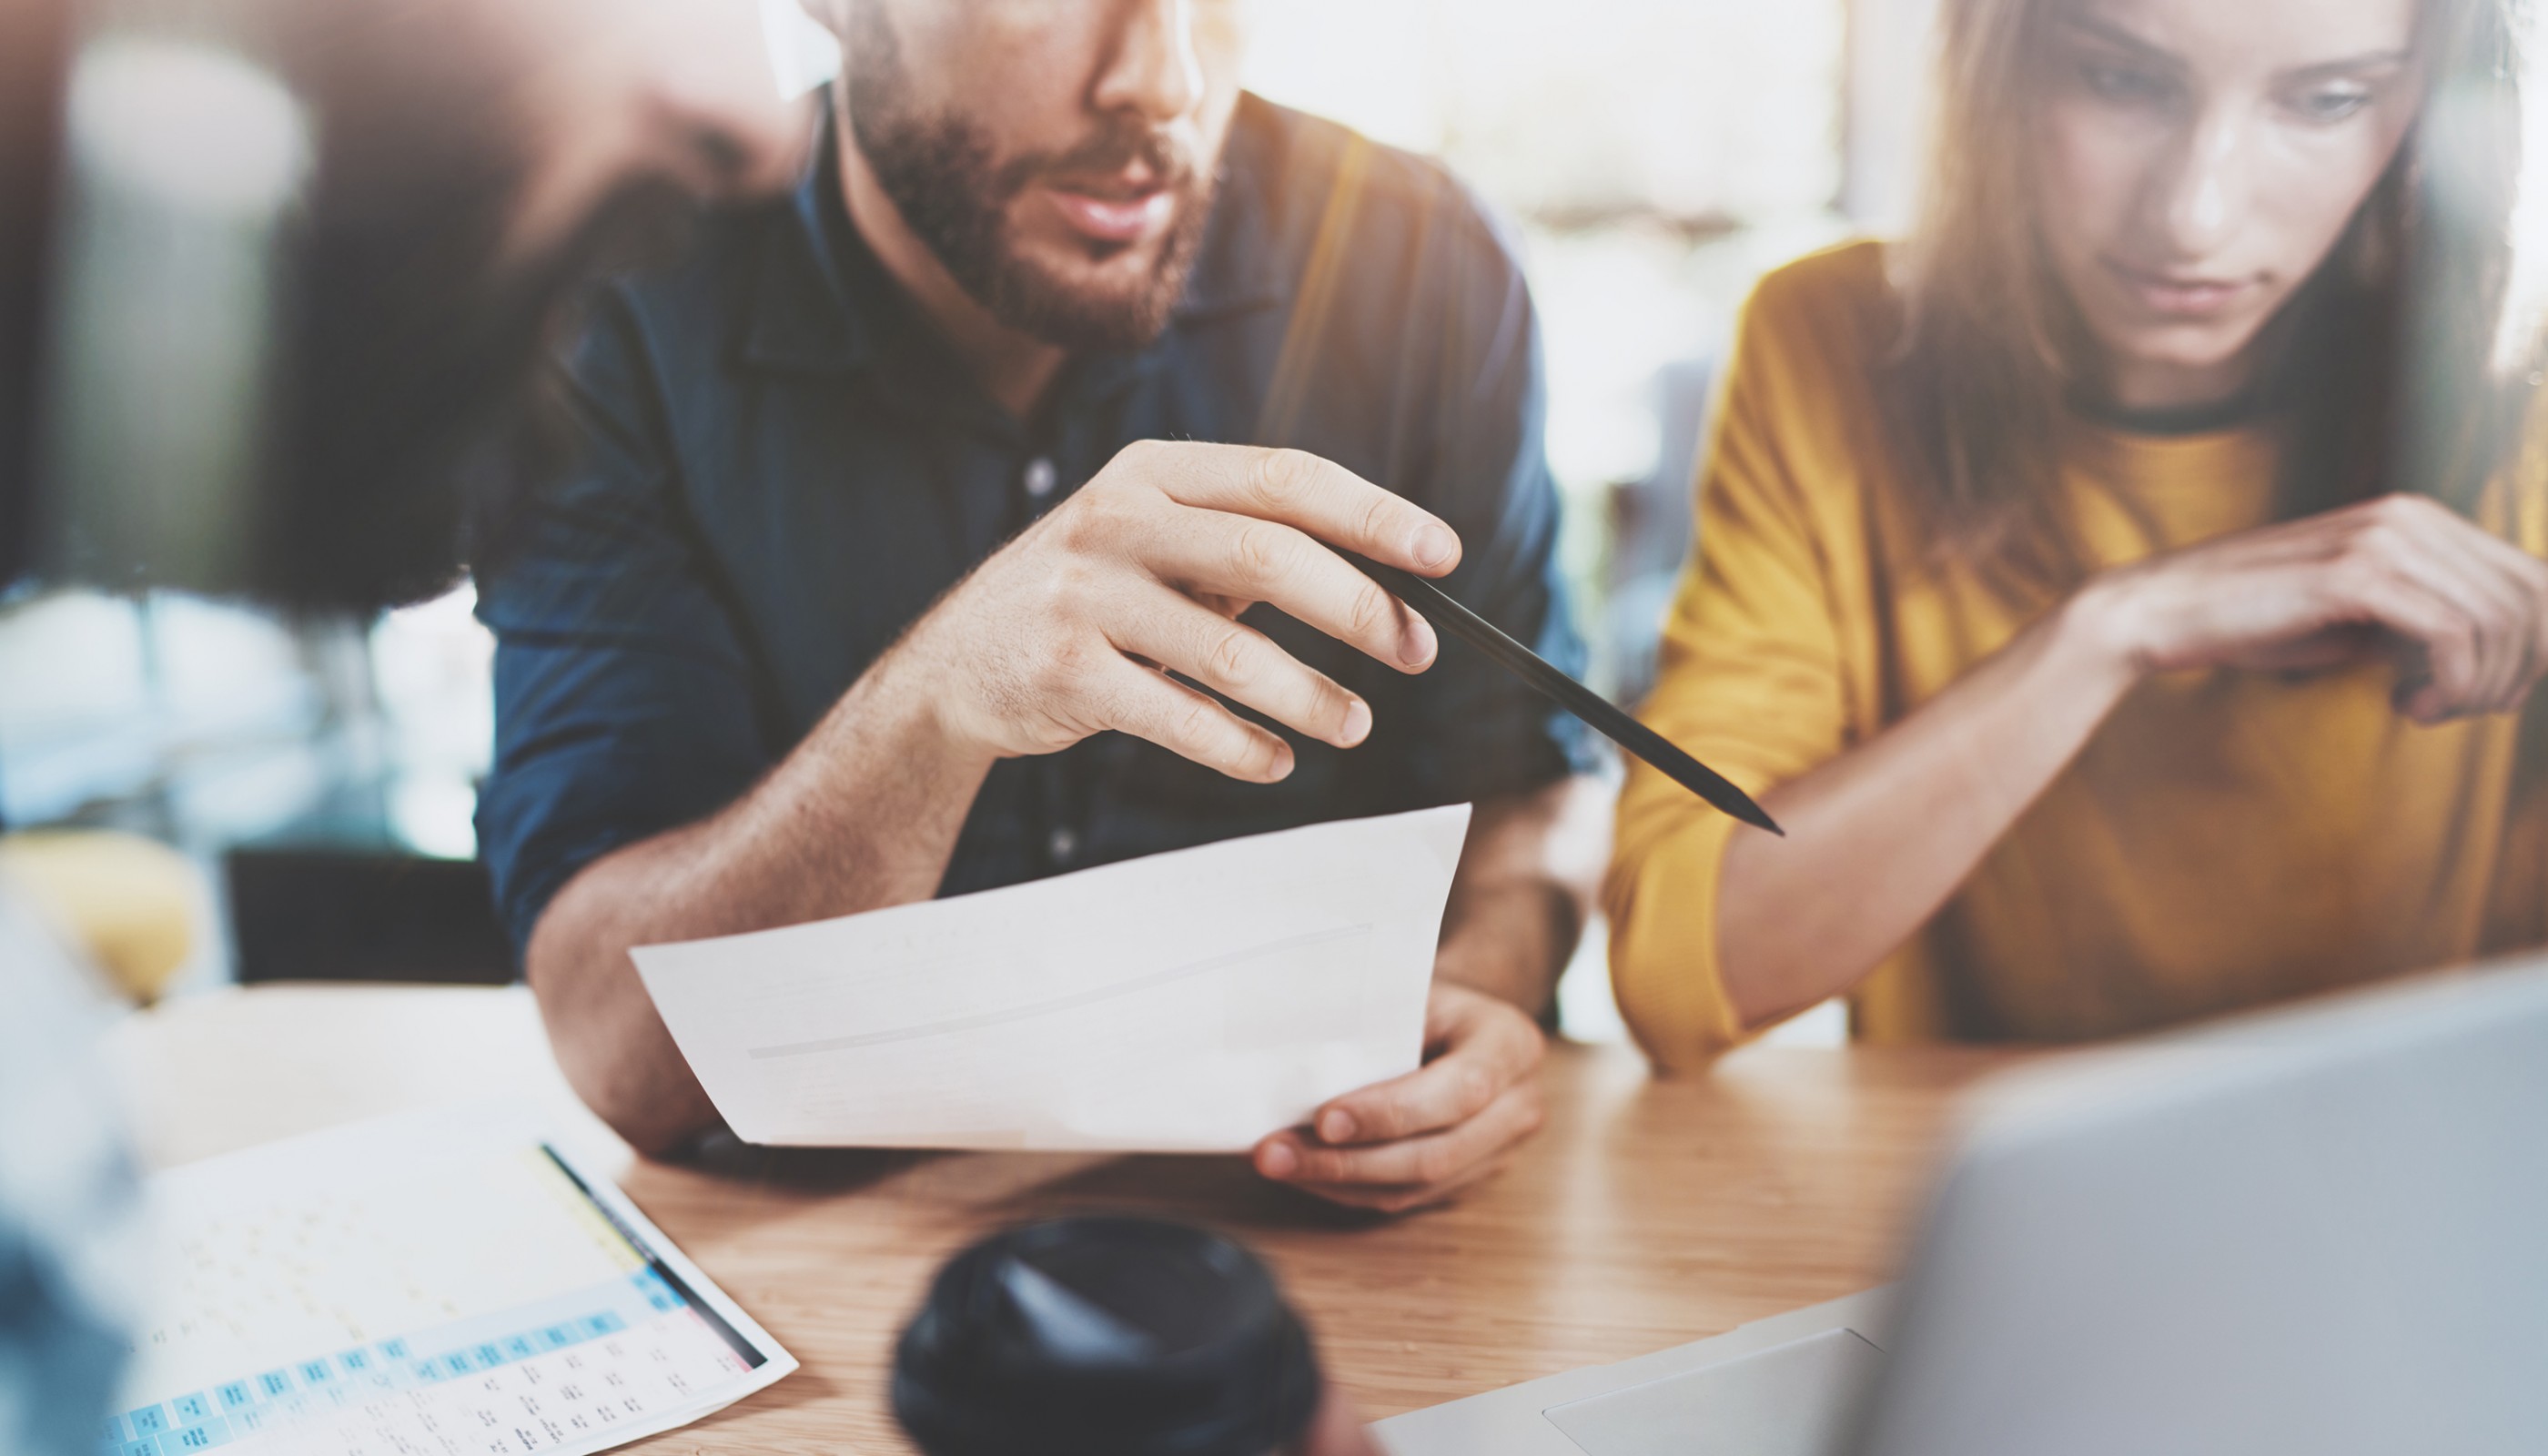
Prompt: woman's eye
<box><xmin>2290</xmin><ymin>85</ymin><xmax>2374</xmax><ymax>123</ymax></box>
<box><xmin>2084</xmin><ymin>63</ymin><xmax>2172</xmax><ymax>106</ymax></box>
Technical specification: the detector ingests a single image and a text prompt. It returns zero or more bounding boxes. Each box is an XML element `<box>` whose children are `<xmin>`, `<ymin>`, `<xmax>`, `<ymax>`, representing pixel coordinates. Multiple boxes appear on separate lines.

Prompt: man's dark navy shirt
<box><xmin>475</xmin><ymin>96</ymin><xmax>1595</xmax><ymax>954</ymax></box>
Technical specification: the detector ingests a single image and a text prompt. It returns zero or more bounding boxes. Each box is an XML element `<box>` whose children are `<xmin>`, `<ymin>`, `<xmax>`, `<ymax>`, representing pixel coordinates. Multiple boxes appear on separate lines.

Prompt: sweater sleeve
<box><xmin>1603</xmin><ymin>267</ymin><xmax>1859</xmax><ymax>1071</ymax></box>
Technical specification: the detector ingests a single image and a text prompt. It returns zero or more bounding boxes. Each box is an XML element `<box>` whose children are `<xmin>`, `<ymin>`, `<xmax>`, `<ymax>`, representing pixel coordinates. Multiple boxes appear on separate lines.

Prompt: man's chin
<box><xmin>1013</xmin><ymin>226</ymin><xmax>1172</xmax><ymax>288</ymax></box>
<box><xmin>987</xmin><ymin>248</ymin><xmax>1192</xmax><ymax>354</ymax></box>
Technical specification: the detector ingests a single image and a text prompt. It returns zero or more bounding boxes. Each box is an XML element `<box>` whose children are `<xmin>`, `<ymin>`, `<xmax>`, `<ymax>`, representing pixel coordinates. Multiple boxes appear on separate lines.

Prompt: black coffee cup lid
<box><xmin>893</xmin><ymin>1216</ymin><xmax>1322</xmax><ymax>1456</ymax></box>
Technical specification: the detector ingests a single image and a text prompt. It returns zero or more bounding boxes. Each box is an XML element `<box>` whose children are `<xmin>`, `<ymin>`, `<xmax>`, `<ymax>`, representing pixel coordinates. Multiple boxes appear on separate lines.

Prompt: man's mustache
<box><xmin>993</xmin><ymin>121</ymin><xmax>1201</xmax><ymax>200</ymax></box>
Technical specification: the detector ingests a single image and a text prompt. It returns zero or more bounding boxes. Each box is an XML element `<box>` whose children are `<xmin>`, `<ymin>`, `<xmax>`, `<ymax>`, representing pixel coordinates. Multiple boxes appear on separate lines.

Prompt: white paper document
<box><xmin>631</xmin><ymin>804</ymin><xmax>1472</xmax><ymax>1151</ymax></box>
<box><xmin>109</xmin><ymin>1101</ymin><xmax>794</xmax><ymax>1456</ymax></box>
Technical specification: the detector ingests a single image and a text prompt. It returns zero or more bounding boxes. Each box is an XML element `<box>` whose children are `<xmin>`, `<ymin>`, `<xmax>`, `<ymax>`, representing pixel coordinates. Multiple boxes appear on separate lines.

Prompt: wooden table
<box><xmin>104</xmin><ymin>985</ymin><xmax>2022</xmax><ymax>1452</ymax></box>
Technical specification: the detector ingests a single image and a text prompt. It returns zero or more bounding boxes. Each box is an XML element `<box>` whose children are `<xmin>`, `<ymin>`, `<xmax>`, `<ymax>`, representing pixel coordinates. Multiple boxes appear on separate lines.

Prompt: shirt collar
<box><xmin>1171</xmin><ymin>96</ymin><xmax>1289</xmax><ymax>319</ymax></box>
<box><xmin>742</xmin><ymin>93</ymin><xmax>1288</xmax><ymax>379</ymax></box>
<box><xmin>740</xmin><ymin>100</ymin><xmax>875</xmax><ymax>374</ymax></box>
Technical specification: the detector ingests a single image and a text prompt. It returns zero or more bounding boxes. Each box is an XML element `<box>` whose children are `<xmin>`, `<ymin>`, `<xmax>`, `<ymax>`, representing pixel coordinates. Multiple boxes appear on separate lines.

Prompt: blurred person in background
<box><xmin>2</xmin><ymin>0</ymin><xmax>807</xmax><ymax>609</ymax></box>
<box><xmin>476</xmin><ymin>0</ymin><xmax>1610</xmax><ymax>1214</ymax></box>
<box><xmin>1608</xmin><ymin>0</ymin><xmax>2548</xmax><ymax>1064</ymax></box>
<box><xmin>1</xmin><ymin>0</ymin><xmax>76</xmax><ymax>592</ymax></box>
<box><xmin>0</xmin><ymin>3</ymin><xmax>801</xmax><ymax>1452</ymax></box>
<box><xmin>2</xmin><ymin>0</ymin><xmax>806</xmax><ymax>606</ymax></box>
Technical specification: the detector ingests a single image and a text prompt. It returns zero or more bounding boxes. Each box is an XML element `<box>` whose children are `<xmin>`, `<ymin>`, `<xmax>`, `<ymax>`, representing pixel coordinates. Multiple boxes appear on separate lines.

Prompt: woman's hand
<box><xmin>2076</xmin><ymin>494</ymin><xmax>2548</xmax><ymax>722</ymax></box>
<box><xmin>1706</xmin><ymin>493</ymin><xmax>2547</xmax><ymax>1042</ymax></box>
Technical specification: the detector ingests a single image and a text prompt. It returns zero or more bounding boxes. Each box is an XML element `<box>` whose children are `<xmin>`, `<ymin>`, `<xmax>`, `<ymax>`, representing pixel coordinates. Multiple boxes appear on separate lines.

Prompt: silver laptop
<box><xmin>1376</xmin><ymin>958</ymin><xmax>2548</xmax><ymax>1456</ymax></box>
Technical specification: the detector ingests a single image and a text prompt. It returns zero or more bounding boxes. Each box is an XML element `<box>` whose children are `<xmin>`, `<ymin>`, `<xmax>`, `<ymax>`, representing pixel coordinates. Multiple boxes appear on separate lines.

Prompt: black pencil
<box><xmin>1350</xmin><ymin>555</ymin><xmax>1783</xmax><ymax>836</ymax></box>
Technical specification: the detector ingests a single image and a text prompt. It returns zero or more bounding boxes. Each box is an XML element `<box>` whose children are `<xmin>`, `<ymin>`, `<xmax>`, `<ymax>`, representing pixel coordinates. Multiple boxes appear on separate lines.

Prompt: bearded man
<box><xmin>476</xmin><ymin>0</ymin><xmax>1609</xmax><ymax>1212</ymax></box>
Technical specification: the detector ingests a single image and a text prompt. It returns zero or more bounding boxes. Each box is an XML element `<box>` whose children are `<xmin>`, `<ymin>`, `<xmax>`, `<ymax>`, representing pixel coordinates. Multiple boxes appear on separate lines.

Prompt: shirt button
<box><xmin>1023</xmin><ymin>457</ymin><xmax>1058</xmax><ymax>500</ymax></box>
<box><xmin>1048</xmin><ymin>827</ymin><xmax>1078</xmax><ymax>865</ymax></box>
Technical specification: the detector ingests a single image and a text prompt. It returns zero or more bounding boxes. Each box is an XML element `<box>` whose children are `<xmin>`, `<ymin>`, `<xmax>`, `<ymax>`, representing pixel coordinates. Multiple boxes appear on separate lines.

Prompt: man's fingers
<box><xmin>1145</xmin><ymin>442</ymin><xmax>1463</xmax><ymax>578</ymax></box>
<box><xmin>1258</xmin><ymin>1084</ymin><xmax>1543</xmax><ymax>1196</ymax></box>
<box><xmin>1301</xmin><ymin>1388</ymin><xmax>1384</xmax><ymax>1456</ymax></box>
<box><xmin>1141</xmin><ymin>512</ymin><xmax>1438</xmax><ymax>672</ymax></box>
<box><xmin>1281</xmin><ymin>1176</ymin><xmax>1502</xmax><ymax>1215</ymax></box>
<box><xmin>1248</xmin><ymin>986</ymin><xmax>1551</xmax><ymax>1208</ymax></box>
<box><xmin>1111</xmin><ymin>595</ymin><xmax>1372</xmax><ymax>748</ymax></box>
<box><xmin>1098</xmin><ymin>659</ymin><xmax>1295</xmax><ymax>782</ymax></box>
<box><xmin>1309</xmin><ymin>993</ymin><xmax>1544</xmax><ymax>1146</ymax></box>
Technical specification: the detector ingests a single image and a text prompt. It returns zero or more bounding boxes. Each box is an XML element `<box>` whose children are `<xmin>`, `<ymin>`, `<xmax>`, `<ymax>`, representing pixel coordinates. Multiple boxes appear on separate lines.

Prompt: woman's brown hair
<box><xmin>1887</xmin><ymin>0</ymin><xmax>2533</xmax><ymax>600</ymax></box>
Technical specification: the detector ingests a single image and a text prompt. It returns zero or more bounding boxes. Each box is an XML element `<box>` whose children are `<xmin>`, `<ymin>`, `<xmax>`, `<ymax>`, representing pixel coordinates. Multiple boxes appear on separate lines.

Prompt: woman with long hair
<box><xmin>1606</xmin><ymin>0</ymin><xmax>2548</xmax><ymax>1063</ymax></box>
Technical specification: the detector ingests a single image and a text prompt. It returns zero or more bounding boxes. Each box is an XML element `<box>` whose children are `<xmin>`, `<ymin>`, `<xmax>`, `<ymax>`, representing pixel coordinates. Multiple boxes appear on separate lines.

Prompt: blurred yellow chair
<box><xmin>0</xmin><ymin>830</ymin><xmax>203</xmax><ymax>1004</ymax></box>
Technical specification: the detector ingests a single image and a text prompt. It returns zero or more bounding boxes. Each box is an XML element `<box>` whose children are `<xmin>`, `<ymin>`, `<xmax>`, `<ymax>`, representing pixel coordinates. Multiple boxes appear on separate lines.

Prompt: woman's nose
<box><xmin>2150</xmin><ymin>107</ymin><xmax>2252</xmax><ymax>259</ymax></box>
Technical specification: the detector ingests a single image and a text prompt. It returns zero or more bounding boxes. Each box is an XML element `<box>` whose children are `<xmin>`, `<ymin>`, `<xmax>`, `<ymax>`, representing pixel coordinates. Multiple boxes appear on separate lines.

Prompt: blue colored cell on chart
<box><xmin>101</xmin><ymin>1416</ymin><xmax>124</xmax><ymax>1442</ymax></box>
<box><xmin>505</xmin><ymin>1336</ymin><xmax>536</xmax><ymax>1359</ymax></box>
<box><xmin>339</xmin><ymin>1349</ymin><xmax>369</xmax><ymax>1373</ymax></box>
<box><xmin>473</xmin><ymin>1343</ymin><xmax>506</xmax><ymax>1370</ymax></box>
<box><xmin>170</xmin><ymin>1395</ymin><xmax>211</xmax><ymax>1424</ymax></box>
<box><xmin>379</xmin><ymin>1339</ymin><xmax>410</xmax><ymax>1360</ymax></box>
<box><xmin>216</xmin><ymin>1384</ymin><xmax>251</xmax><ymax>1413</ymax></box>
<box><xmin>162</xmin><ymin>1415</ymin><xmax>232</xmax><ymax>1454</ymax></box>
<box><xmin>542</xmin><ymin>1325</ymin><xmax>574</xmax><ymax>1350</ymax></box>
<box><xmin>437</xmin><ymin>1354</ymin><xmax>473</xmax><ymax>1380</ymax></box>
<box><xmin>297</xmin><ymin>1360</ymin><xmax>331</xmax><ymax>1384</ymax></box>
<box><xmin>256</xmin><ymin>1370</ymin><xmax>290</xmax><ymax>1399</ymax></box>
<box><xmin>582</xmin><ymin>1312</ymin><xmax>623</xmax><ymax>1337</ymax></box>
<box><xmin>411</xmin><ymin>1360</ymin><xmax>439</xmax><ymax>1383</ymax></box>
<box><xmin>123</xmin><ymin>1441</ymin><xmax>154</xmax><ymax>1456</ymax></box>
<box><xmin>127</xmin><ymin>1407</ymin><xmax>168</xmax><ymax>1437</ymax></box>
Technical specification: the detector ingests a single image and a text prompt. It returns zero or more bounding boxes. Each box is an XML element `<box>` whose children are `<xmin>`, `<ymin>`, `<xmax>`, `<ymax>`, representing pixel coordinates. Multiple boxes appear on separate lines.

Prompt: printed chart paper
<box><xmin>104</xmin><ymin>1102</ymin><xmax>794</xmax><ymax>1456</ymax></box>
<box><xmin>632</xmin><ymin>804</ymin><xmax>1473</xmax><ymax>1151</ymax></box>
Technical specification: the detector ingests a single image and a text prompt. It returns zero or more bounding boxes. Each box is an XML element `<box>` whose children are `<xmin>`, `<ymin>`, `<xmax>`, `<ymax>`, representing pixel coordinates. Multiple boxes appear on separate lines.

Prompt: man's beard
<box><xmin>842</xmin><ymin>0</ymin><xmax>1216</xmax><ymax>355</ymax></box>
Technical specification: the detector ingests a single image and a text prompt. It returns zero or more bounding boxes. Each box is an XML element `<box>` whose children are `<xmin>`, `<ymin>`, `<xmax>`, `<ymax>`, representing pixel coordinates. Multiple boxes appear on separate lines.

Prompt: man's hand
<box><xmin>1250</xmin><ymin>982</ymin><xmax>1548</xmax><ymax>1214</ymax></box>
<box><xmin>889</xmin><ymin>440</ymin><xmax>1461</xmax><ymax>783</ymax></box>
<box><xmin>2077</xmin><ymin>493</ymin><xmax>2548</xmax><ymax>723</ymax></box>
<box><xmin>1298</xmin><ymin>1386</ymin><xmax>1383</xmax><ymax>1456</ymax></box>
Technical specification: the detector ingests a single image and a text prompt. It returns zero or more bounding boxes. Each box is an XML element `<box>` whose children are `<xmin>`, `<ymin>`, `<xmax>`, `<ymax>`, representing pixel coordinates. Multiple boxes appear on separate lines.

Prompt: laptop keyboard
<box><xmin>1541</xmin><ymin>1327</ymin><xmax>1885</xmax><ymax>1456</ymax></box>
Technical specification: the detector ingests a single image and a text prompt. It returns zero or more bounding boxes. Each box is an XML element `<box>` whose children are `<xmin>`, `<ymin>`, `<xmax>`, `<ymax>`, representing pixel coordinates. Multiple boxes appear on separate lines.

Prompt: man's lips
<box><xmin>2102</xmin><ymin>258</ymin><xmax>2261</xmax><ymax>318</ymax></box>
<box><xmin>1040</xmin><ymin>182</ymin><xmax>1175</xmax><ymax>244</ymax></box>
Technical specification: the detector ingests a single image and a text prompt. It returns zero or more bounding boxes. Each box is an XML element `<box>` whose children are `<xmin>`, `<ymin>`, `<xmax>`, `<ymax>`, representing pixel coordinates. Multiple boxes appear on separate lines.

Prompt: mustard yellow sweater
<box><xmin>1606</xmin><ymin>240</ymin><xmax>2548</xmax><ymax>1069</ymax></box>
